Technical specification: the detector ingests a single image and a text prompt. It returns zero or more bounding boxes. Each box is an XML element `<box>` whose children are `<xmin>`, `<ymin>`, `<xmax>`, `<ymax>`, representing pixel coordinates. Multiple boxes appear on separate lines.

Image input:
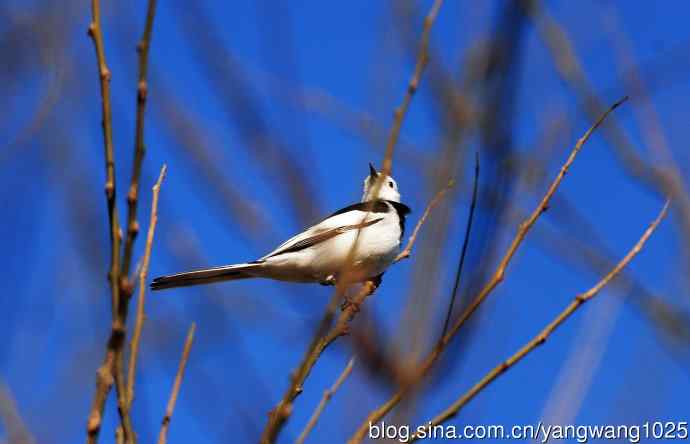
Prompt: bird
<box><xmin>150</xmin><ymin>163</ymin><xmax>411</xmax><ymax>291</ymax></box>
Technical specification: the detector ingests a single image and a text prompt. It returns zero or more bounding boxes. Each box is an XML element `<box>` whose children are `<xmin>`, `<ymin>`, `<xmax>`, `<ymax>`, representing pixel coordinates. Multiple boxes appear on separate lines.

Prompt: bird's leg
<box><xmin>341</xmin><ymin>295</ymin><xmax>358</xmax><ymax>312</ymax></box>
<box><xmin>340</xmin><ymin>273</ymin><xmax>383</xmax><ymax>311</ymax></box>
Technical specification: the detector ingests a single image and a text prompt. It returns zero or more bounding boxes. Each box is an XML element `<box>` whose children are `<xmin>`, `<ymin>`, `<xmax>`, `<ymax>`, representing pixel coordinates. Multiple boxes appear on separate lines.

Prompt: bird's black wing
<box><xmin>327</xmin><ymin>200</ymin><xmax>391</xmax><ymax>218</ymax></box>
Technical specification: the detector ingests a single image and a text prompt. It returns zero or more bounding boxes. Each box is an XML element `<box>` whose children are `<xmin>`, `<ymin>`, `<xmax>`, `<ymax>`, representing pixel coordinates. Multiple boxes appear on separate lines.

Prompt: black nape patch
<box><xmin>328</xmin><ymin>200</ymin><xmax>391</xmax><ymax>218</ymax></box>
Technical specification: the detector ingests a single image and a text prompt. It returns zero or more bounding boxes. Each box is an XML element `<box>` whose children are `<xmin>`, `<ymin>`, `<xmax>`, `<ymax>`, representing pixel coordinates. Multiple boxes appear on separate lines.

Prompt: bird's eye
<box><xmin>388</xmin><ymin>181</ymin><xmax>394</xmax><ymax>188</ymax></box>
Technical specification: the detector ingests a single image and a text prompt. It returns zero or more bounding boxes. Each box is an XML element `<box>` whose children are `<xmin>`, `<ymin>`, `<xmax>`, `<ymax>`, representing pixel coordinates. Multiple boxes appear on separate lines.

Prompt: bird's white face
<box><xmin>362</xmin><ymin>164</ymin><xmax>401</xmax><ymax>202</ymax></box>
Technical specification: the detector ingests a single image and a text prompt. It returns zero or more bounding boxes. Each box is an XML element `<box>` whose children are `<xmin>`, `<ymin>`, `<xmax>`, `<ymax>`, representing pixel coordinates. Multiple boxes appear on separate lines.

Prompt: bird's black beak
<box><xmin>369</xmin><ymin>162</ymin><xmax>379</xmax><ymax>179</ymax></box>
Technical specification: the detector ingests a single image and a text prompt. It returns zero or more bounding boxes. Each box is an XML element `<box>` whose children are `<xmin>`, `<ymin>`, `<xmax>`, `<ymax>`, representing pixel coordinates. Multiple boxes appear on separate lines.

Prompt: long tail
<box><xmin>150</xmin><ymin>262</ymin><xmax>263</xmax><ymax>291</ymax></box>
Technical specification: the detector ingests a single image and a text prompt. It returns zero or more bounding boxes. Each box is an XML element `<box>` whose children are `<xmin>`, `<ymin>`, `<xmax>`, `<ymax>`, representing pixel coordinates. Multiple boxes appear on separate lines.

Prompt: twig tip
<box><xmin>612</xmin><ymin>95</ymin><xmax>629</xmax><ymax>110</ymax></box>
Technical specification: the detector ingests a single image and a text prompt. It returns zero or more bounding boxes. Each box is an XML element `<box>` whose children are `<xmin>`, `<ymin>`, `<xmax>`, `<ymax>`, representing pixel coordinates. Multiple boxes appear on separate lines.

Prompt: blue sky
<box><xmin>1</xmin><ymin>1</ymin><xmax>689</xmax><ymax>443</ymax></box>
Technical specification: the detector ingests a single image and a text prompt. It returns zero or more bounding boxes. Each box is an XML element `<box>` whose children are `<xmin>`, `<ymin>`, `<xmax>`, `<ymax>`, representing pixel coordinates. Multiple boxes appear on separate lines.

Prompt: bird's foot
<box><xmin>319</xmin><ymin>275</ymin><xmax>337</xmax><ymax>286</ymax></box>
<box><xmin>340</xmin><ymin>295</ymin><xmax>360</xmax><ymax>312</ymax></box>
<box><xmin>370</xmin><ymin>273</ymin><xmax>384</xmax><ymax>289</ymax></box>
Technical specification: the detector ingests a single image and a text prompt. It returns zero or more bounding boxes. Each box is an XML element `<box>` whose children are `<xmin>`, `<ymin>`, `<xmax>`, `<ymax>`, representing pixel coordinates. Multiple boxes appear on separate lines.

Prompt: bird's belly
<box><xmin>312</xmin><ymin>226</ymin><xmax>400</xmax><ymax>279</ymax></box>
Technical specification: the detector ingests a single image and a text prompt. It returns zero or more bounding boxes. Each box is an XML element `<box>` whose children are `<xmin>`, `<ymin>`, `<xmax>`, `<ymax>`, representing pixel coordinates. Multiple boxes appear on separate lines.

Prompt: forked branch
<box><xmin>85</xmin><ymin>0</ymin><xmax>132</xmax><ymax>441</ymax></box>
<box><xmin>261</xmin><ymin>281</ymin><xmax>377</xmax><ymax>444</ymax></box>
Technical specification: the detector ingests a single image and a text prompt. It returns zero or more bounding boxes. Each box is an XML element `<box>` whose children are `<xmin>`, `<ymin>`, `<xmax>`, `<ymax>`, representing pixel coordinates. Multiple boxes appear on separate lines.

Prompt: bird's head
<box><xmin>362</xmin><ymin>162</ymin><xmax>401</xmax><ymax>203</ymax></box>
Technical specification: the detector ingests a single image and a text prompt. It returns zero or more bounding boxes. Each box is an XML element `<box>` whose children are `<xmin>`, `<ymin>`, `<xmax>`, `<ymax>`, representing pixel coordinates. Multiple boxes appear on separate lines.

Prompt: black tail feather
<box><xmin>150</xmin><ymin>264</ymin><xmax>258</xmax><ymax>291</ymax></box>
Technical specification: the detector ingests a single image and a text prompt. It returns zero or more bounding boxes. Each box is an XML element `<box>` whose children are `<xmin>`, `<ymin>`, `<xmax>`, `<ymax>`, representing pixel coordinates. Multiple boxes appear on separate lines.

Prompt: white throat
<box><xmin>361</xmin><ymin>172</ymin><xmax>401</xmax><ymax>203</ymax></box>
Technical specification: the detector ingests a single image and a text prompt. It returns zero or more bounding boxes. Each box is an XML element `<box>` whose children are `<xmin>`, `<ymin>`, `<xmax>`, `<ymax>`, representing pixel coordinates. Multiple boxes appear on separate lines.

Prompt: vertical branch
<box><xmin>381</xmin><ymin>0</ymin><xmax>444</xmax><ymax>176</ymax></box>
<box><xmin>87</xmin><ymin>1</ymin><xmax>118</xmax><ymax>299</ymax></box>
<box><xmin>85</xmin><ymin>1</ymin><xmax>133</xmax><ymax>442</ymax></box>
<box><xmin>87</xmin><ymin>0</ymin><xmax>120</xmax><ymax>332</ymax></box>
<box><xmin>127</xmin><ymin>165</ymin><xmax>167</xmax><ymax>407</ymax></box>
<box><xmin>122</xmin><ymin>0</ymin><xmax>158</xmax><ymax>279</ymax></box>
<box><xmin>158</xmin><ymin>323</ymin><xmax>196</xmax><ymax>444</ymax></box>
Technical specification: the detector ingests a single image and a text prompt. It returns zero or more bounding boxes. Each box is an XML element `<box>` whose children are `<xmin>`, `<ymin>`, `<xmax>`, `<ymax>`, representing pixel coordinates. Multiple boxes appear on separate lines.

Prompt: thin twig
<box><xmin>295</xmin><ymin>357</ymin><xmax>356</xmax><ymax>444</ymax></box>
<box><xmin>86</xmin><ymin>0</ymin><xmax>119</xmax><ymax>315</ymax></box>
<box><xmin>409</xmin><ymin>200</ymin><xmax>669</xmax><ymax>441</ymax></box>
<box><xmin>122</xmin><ymin>0</ymin><xmax>158</xmax><ymax>280</ymax></box>
<box><xmin>394</xmin><ymin>179</ymin><xmax>454</xmax><ymax>262</ymax></box>
<box><xmin>158</xmin><ymin>323</ymin><xmax>196</xmax><ymax>444</ymax></box>
<box><xmin>126</xmin><ymin>165</ymin><xmax>167</xmax><ymax>407</ymax></box>
<box><xmin>348</xmin><ymin>97</ymin><xmax>628</xmax><ymax>444</ymax></box>
<box><xmin>261</xmin><ymin>195</ymin><xmax>386</xmax><ymax>444</ymax></box>
<box><xmin>85</xmin><ymin>0</ymin><xmax>133</xmax><ymax>442</ymax></box>
<box><xmin>440</xmin><ymin>152</ymin><xmax>480</xmax><ymax>338</ymax></box>
<box><xmin>381</xmin><ymin>0</ymin><xmax>444</xmax><ymax>176</ymax></box>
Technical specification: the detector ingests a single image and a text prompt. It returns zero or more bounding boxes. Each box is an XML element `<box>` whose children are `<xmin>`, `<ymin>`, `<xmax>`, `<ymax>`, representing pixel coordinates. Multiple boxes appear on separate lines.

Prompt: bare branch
<box><xmin>295</xmin><ymin>357</ymin><xmax>355</xmax><ymax>444</ymax></box>
<box><xmin>410</xmin><ymin>200</ymin><xmax>669</xmax><ymax>440</ymax></box>
<box><xmin>85</xmin><ymin>0</ymin><xmax>133</xmax><ymax>441</ymax></box>
<box><xmin>261</xmin><ymin>281</ymin><xmax>377</xmax><ymax>444</ymax></box>
<box><xmin>348</xmin><ymin>97</ymin><xmax>628</xmax><ymax>444</ymax></box>
<box><xmin>381</xmin><ymin>0</ymin><xmax>444</xmax><ymax>176</ymax></box>
<box><xmin>158</xmin><ymin>322</ymin><xmax>196</xmax><ymax>444</ymax></box>
<box><xmin>127</xmin><ymin>165</ymin><xmax>167</xmax><ymax>407</ymax></box>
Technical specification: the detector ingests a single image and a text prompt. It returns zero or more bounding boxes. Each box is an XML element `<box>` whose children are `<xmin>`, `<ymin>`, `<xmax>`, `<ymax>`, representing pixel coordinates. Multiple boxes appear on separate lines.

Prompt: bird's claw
<box><xmin>320</xmin><ymin>275</ymin><xmax>337</xmax><ymax>286</ymax></box>
<box><xmin>340</xmin><ymin>296</ymin><xmax>360</xmax><ymax>312</ymax></box>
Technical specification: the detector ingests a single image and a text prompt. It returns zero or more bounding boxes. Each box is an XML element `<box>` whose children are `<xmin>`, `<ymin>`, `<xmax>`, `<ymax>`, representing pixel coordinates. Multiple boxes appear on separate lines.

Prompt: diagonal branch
<box><xmin>296</xmin><ymin>357</ymin><xmax>356</xmax><ymax>444</ymax></box>
<box><xmin>158</xmin><ymin>322</ymin><xmax>196</xmax><ymax>444</ymax></box>
<box><xmin>261</xmin><ymin>281</ymin><xmax>377</xmax><ymax>444</ymax></box>
<box><xmin>348</xmin><ymin>97</ymin><xmax>628</xmax><ymax>444</ymax></box>
<box><xmin>127</xmin><ymin>165</ymin><xmax>167</xmax><ymax>407</ymax></box>
<box><xmin>409</xmin><ymin>200</ymin><xmax>669</xmax><ymax>441</ymax></box>
<box><xmin>381</xmin><ymin>0</ymin><xmax>444</xmax><ymax>176</ymax></box>
<box><xmin>394</xmin><ymin>179</ymin><xmax>454</xmax><ymax>263</ymax></box>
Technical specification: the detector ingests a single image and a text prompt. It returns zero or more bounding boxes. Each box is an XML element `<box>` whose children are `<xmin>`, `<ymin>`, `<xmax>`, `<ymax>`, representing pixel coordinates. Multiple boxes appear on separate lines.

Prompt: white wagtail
<box><xmin>151</xmin><ymin>163</ymin><xmax>411</xmax><ymax>290</ymax></box>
